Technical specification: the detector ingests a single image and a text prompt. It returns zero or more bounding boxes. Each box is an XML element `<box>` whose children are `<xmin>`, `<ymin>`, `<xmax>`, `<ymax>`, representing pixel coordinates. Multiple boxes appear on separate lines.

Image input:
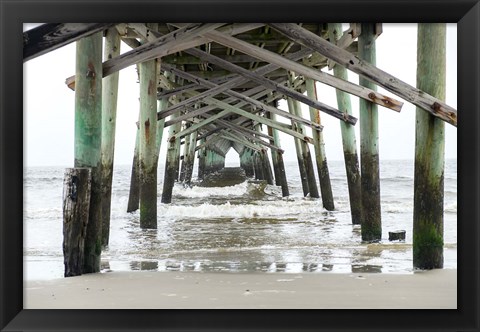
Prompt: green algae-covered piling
<box><xmin>138</xmin><ymin>34</ymin><xmax>158</xmax><ymax>228</ymax></box>
<box><xmin>359</xmin><ymin>23</ymin><xmax>381</xmax><ymax>241</ymax></box>
<box><xmin>328</xmin><ymin>23</ymin><xmax>362</xmax><ymax>224</ymax></box>
<box><xmin>127</xmin><ymin>128</ymin><xmax>140</xmax><ymax>212</ymax></box>
<box><xmin>305</xmin><ymin>78</ymin><xmax>334</xmax><ymax>209</ymax></box>
<box><xmin>413</xmin><ymin>23</ymin><xmax>446</xmax><ymax>269</ymax></box>
<box><xmin>63</xmin><ymin>168</ymin><xmax>91</xmax><ymax>277</ymax></box>
<box><xmin>100</xmin><ymin>28</ymin><xmax>120</xmax><ymax>246</ymax></box>
<box><xmin>74</xmin><ymin>32</ymin><xmax>103</xmax><ymax>273</ymax></box>
<box><xmin>266</xmin><ymin>111</ymin><xmax>289</xmax><ymax>197</ymax></box>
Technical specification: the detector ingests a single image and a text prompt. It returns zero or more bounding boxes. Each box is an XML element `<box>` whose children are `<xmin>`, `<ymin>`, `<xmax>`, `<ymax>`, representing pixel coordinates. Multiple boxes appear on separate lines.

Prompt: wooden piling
<box><xmin>161</xmin><ymin>105</ymin><xmax>182</xmax><ymax>203</ymax></box>
<box><xmin>138</xmin><ymin>31</ymin><xmax>158</xmax><ymax>228</ymax></box>
<box><xmin>184</xmin><ymin>130</ymin><xmax>198</xmax><ymax>185</ymax></box>
<box><xmin>63</xmin><ymin>168</ymin><xmax>91</xmax><ymax>277</ymax></box>
<box><xmin>261</xmin><ymin>149</ymin><xmax>275</xmax><ymax>185</ymax></box>
<box><xmin>289</xmin><ymin>77</ymin><xmax>320</xmax><ymax>198</ymax></box>
<box><xmin>266</xmin><ymin>111</ymin><xmax>289</xmax><ymax>197</ymax></box>
<box><xmin>198</xmin><ymin>138</ymin><xmax>206</xmax><ymax>179</ymax></box>
<box><xmin>126</xmin><ymin>128</ymin><xmax>140</xmax><ymax>212</ymax></box>
<box><xmin>359</xmin><ymin>23</ymin><xmax>381</xmax><ymax>241</ymax></box>
<box><xmin>74</xmin><ymin>32</ymin><xmax>103</xmax><ymax>273</ymax></box>
<box><xmin>305</xmin><ymin>78</ymin><xmax>334</xmax><ymax>209</ymax></box>
<box><xmin>287</xmin><ymin>96</ymin><xmax>309</xmax><ymax>196</ymax></box>
<box><xmin>328</xmin><ymin>23</ymin><xmax>362</xmax><ymax>224</ymax></box>
<box><xmin>100</xmin><ymin>27</ymin><xmax>120</xmax><ymax>247</ymax></box>
<box><xmin>413</xmin><ymin>23</ymin><xmax>446</xmax><ymax>269</ymax></box>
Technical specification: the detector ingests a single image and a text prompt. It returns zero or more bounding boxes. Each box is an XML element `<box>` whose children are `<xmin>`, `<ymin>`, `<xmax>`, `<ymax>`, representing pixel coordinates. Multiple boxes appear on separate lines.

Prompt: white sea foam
<box><xmin>157</xmin><ymin>200</ymin><xmax>325</xmax><ymax>219</ymax></box>
<box><xmin>174</xmin><ymin>181</ymin><xmax>249</xmax><ymax>198</ymax></box>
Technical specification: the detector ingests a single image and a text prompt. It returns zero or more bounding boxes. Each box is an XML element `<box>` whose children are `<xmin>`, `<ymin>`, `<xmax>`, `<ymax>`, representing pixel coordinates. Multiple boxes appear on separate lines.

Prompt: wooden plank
<box><xmin>24</xmin><ymin>23</ymin><xmax>114</xmax><ymax>62</ymax></box>
<box><xmin>202</xmin><ymin>29</ymin><xmax>403</xmax><ymax>115</ymax></box>
<box><xmin>269</xmin><ymin>23</ymin><xmax>456</xmax><ymax>126</ymax></box>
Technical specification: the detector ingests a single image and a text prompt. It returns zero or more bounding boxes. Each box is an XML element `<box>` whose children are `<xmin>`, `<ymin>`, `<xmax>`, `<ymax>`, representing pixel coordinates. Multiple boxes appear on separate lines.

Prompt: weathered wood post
<box><xmin>305</xmin><ymin>78</ymin><xmax>334</xmax><ymax>209</ymax></box>
<box><xmin>328</xmin><ymin>23</ymin><xmax>362</xmax><ymax>224</ymax></box>
<box><xmin>138</xmin><ymin>24</ymin><xmax>159</xmax><ymax>228</ymax></box>
<box><xmin>241</xmin><ymin>148</ymin><xmax>255</xmax><ymax>177</ymax></box>
<box><xmin>74</xmin><ymin>32</ymin><xmax>103</xmax><ymax>273</ymax></box>
<box><xmin>179</xmin><ymin>130</ymin><xmax>191</xmax><ymax>183</ymax></box>
<box><xmin>266</xmin><ymin>111</ymin><xmax>289</xmax><ymax>197</ymax></box>
<box><xmin>287</xmin><ymin>96</ymin><xmax>309</xmax><ymax>196</ymax></box>
<box><xmin>63</xmin><ymin>168</ymin><xmax>91</xmax><ymax>277</ymax></box>
<box><xmin>289</xmin><ymin>76</ymin><xmax>320</xmax><ymax>198</ymax></box>
<box><xmin>198</xmin><ymin>138</ymin><xmax>206</xmax><ymax>179</ymax></box>
<box><xmin>253</xmin><ymin>150</ymin><xmax>264</xmax><ymax>180</ymax></box>
<box><xmin>127</xmin><ymin>128</ymin><xmax>140</xmax><ymax>212</ymax></box>
<box><xmin>100</xmin><ymin>27</ymin><xmax>120</xmax><ymax>246</ymax></box>
<box><xmin>261</xmin><ymin>149</ymin><xmax>275</xmax><ymax>185</ymax></box>
<box><xmin>413</xmin><ymin>23</ymin><xmax>446</xmax><ymax>269</ymax></box>
<box><xmin>161</xmin><ymin>95</ymin><xmax>182</xmax><ymax>203</ymax></box>
<box><xmin>359</xmin><ymin>23</ymin><xmax>381</xmax><ymax>241</ymax></box>
<box><xmin>184</xmin><ymin>130</ymin><xmax>198</xmax><ymax>185</ymax></box>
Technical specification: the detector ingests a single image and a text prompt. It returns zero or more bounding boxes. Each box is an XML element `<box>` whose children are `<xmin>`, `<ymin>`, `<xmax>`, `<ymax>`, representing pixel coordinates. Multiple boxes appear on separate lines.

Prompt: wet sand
<box><xmin>24</xmin><ymin>269</ymin><xmax>456</xmax><ymax>309</ymax></box>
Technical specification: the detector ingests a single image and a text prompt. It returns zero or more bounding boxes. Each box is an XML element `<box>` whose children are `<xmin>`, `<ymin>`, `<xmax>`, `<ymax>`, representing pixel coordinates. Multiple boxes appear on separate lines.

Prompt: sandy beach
<box><xmin>24</xmin><ymin>269</ymin><xmax>456</xmax><ymax>309</ymax></box>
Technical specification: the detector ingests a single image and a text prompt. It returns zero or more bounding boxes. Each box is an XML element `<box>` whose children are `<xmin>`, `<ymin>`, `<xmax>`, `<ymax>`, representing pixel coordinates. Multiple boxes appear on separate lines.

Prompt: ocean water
<box><xmin>23</xmin><ymin>159</ymin><xmax>457</xmax><ymax>280</ymax></box>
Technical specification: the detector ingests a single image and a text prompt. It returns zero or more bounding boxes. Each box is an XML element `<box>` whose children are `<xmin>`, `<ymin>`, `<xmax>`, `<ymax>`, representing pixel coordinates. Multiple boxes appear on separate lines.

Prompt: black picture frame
<box><xmin>1</xmin><ymin>0</ymin><xmax>479</xmax><ymax>331</ymax></box>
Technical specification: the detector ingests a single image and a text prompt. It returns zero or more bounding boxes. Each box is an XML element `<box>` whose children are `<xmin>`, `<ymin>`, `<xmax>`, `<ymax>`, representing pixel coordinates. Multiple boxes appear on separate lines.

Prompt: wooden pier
<box><xmin>23</xmin><ymin>23</ymin><xmax>456</xmax><ymax>275</ymax></box>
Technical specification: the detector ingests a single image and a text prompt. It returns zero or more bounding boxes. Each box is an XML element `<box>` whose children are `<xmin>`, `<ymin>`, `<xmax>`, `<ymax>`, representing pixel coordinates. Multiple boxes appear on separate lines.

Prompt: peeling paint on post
<box><xmin>138</xmin><ymin>23</ymin><xmax>159</xmax><ymax>228</ymax></box>
<box><xmin>305</xmin><ymin>78</ymin><xmax>334</xmax><ymax>209</ymax></box>
<box><xmin>413</xmin><ymin>23</ymin><xmax>446</xmax><ymax>269</ymax></box>
<box><xmin>100</xmin><ymin>28</ymin><xmax>120</xmax><ymax>247</ymax></box>
<box><xmin>74</xmin><ymin>32</ymin><xmax>103</xmax><ymax>273</ymax></box>
<box><xmin>328</xmin><ymin>23</ymin><xmax>362</xmax><ymax>224</ymax></box>
<box><xmin>359</xmin><ymin>23</ymin><xmax>381</xmax><ymax>241</ymax></box>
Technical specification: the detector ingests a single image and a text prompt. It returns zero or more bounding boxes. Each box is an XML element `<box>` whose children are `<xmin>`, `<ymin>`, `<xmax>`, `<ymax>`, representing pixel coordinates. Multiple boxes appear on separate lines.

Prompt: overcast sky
<box><xmin>23</xmin><ymin>23</ymin><xmax>457</xmax><ymax>167</ymax></box>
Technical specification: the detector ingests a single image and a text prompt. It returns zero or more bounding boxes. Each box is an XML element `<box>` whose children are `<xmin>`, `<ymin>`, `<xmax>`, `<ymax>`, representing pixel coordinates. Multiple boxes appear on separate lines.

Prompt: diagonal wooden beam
<box><xmin>162</xmin><ymin>63</ymin><xmax>323</xmax><ymax>131</ymax></box>
<box><xmin>269</xmin><ymin>23</ymin><xmax>456</xmax><ymax>126</ymax></box>
<box><xmin>24</xmin><ymin>23</ymin><xmax>114</xmax><ymax>62</ymax></box>
<box><xmin>102</xmin><ymin>23</ymin><xmax>226</xmax><ymax>77</ymax></box>
<box><xmin>200</xmin><ymin>28</ymin><xmax>403</xmax><ymax>115</ymax></box>
<box><xmin>165</xmin><ymin>43</ymin><xmax>358</xmax><ymax>125</ymax></box>
<box><xmin>154</xmin><ymin>48</ymin><xmax>313</xmax><ymax>119</ymax></box>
